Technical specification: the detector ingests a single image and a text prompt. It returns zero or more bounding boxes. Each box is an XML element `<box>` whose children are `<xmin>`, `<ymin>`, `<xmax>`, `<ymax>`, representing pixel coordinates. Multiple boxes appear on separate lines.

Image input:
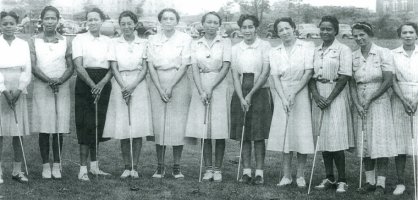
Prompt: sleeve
<box><xmin>269</xmin><ymin>49</ymin><xmax>279</xmax><ymax>76</ymax></box>
<box><xmin>146</xmin><ymin>36</ymin><xmax>154</xmax><ymax>63</ymax></box>
<box><xmin>304</xmin><ymin>42</ymin><xmax>315</xmax><ymax>70</ymax></box>
<box><xmin>71</xmin><ymin>35</ymin><xmax>82</xmax><ymax>59</ymax></box>
<box><xmin>222</xmin><ymin>38</ymin><xmax>232</xmax><ymax>62</ymax></box>
<box><xmin>18</xmin><ymin>42</ymin><xmax>32</xmax><ymax>90</ymax></box>
<box><xmin>181</xmin><ymin>35</ymin><xmax>192</xmax><ymax>66</ymax></box>
<box><xmin>337</xmin><ymin>45</ymin><xmax>353</xmax><ymax>76</ymax></box>
<box><xmin>142</xmin><ymin>40</ymin><xmax>148</xmax><ymax>59</ymax></box>
<box><xmin>0</xmin><ymin>72</ymin><xmax>6</xmax><ymax>93</ymax></box>
<box><xmin>107</xmin><ymin>39</ymin><xmax>116</xmax><ymax>61</ymax></box>
<box><xmin>380</xmin><ymin>48</ymin><xmax>395</xmax><ymax>73</ymax></box>
<box><xmin>65</xmin><ymin>36</ymin><xmax>73</xmax><ymax>58</ymax></box>
<box><xmin>230</xmin><ymin>45</ymin><xmax>239</xmax><ymax>73</ymax></box>
<box><xmin>262</xmin><ymin>41</ymin><xmax>271</xmax><ymax>65</ymax></box>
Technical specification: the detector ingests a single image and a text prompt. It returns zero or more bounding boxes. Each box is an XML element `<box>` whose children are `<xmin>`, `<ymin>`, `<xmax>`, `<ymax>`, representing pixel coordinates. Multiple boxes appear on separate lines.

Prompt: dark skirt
<box><xmin>230</xmin><ymin>73</ymin><xmax>273</xmax><ymax>141</ymax></box>
<box><xmin>75</xmin><ymin>68</ymin><xmax>111</xmax><ymax>145</ymax></box>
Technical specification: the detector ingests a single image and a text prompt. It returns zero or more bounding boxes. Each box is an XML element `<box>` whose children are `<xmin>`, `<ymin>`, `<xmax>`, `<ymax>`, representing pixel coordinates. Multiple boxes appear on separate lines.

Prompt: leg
<box><xmin>283</xmin><ymin>152</ymin><xmax>292</xmax><ymax>179</ymax></box>
<box><xmin>39</xmin><ymin>133</ymin><xmax>50</xmax><ymax>164</ymax></box>
<box><xmin>395</xmin><ymin>155</ymin><xmax>406</xmax><ymax>184</ymax></box>
<box><xmin>333</xmin><ymin>151</ymin><xmax>346</xmax><ymax>183</ymax></box>
<box><xmin>155</xmin><ymin>144</ymin><xmax>166</xmax><ymax>166</ymax></box>
<box><xmin>203</xmin><ymin>140</ymin><xmax>213</xmax><ymax>168</ymax></box>
<box><xmin>363</xmin><ymin>157</ymin><xmax>376</xmax><ymax>185</ymax></box>
<box><xmin>12</xmin><ymin>136</ymin><xmax>23</xmax><ymax>163</ymax></box>
<box><xmin>173</xmin><ymin>145</ymin><xmax>183</xmax><ymax>166</ymax></box>
<box><xmin>254</xmin><ymin>140</ymin><xmax>266</xmax><ymax>170</ymax></box>
<box><xmin>89</xmin><ymin>143</ymin><xmax>97</xmax><ymax>162</ymax></box>
<box><xmin>376</xmin><ymin>157</ymin><xmax>389</xmax><ymax>187</ymax></box>
<box><xmin>241</xmin><ymin>140</ymin><xmax>252</xmax><ymax>170</ymax></box>
<box><xmin>52</xmin><ymin>134</ymin><xmax>63</xmax><ymax>163</ymax></box>
<box><xmin>214</xmin><ymin>139</ymin><xmax>225</xmax><ymax>170</ymax></box>
<box><xmin>296</xmin><ymin>153</ymin><xmax>307</xmax><ymax>178</ymax></box>
<box><xmin>79</xmin><ymin>144</ymin><xmax>89</xmax><ymax>166</ymax></box>
<box><xmin>322</xmin><ymin>151</ymin><xmax>335</xmax><ymax>182</ymax></box>
<box><xmin>121</xmin><ymin>139</ymin><xmax>131</xmax><ymax>169</ymax></box>
<box><xmin>132</xmin><ymin>138</ymin><xmax>142</xmax><ymax>169</ymax></box>
<box><xmin>12</xmin><ymin>137</ymin><xmax>27</xmax><ymax>182</ymax></box>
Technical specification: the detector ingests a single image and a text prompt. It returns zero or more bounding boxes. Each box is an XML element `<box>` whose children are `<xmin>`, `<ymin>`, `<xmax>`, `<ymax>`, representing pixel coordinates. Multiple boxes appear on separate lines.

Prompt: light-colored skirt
<box><xmin>0</xmin><ymin>68</ymin><xmax>30</xmax><ymax>136</ymax></box>
<box><xmin>312</xmin><ymin>82</ymin><xmax>354</xmax><ymax>152</ymax></box>
<box><xmin>355</xmin><ymin>82</ymin><xmax>397</xmax><ymax>158</ymax></box>
<box><xmin>267</xmin><ymin>81</ymin><xmax>314</xmax><ymax>154</ymax></box>
<box><xmin>392</xmin><ymin>82</ymin><xmax>418</xmax><ymax>155</ymax></box>
<box><xmin>147</xmin><ymin>69</ymin><xmax>192</xmax><ymax>146</ymax></box>
<box><xmin>185</xmin><ymin>72</ymin><xmax>230</xmax><ymax>139</ymax></box>
<box><xmin>31</xmin><ymin>77</ymin><xmax>71</xmax><ymax>133</ymax></box>
<box><xmin>103</xmin><ymin>70</ymin><xmax>153</xmax><ymax>139</ymax></box>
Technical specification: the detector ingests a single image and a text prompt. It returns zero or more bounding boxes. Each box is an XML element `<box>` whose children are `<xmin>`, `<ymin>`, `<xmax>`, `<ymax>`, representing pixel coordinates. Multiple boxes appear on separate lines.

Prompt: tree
<box><xmin>235</xmin><ymin>0</ymin><xmax>270</xmax><ymax>23</ymax></box>
<box><xmin>218</xmin><ymin>1</ymin><xmax>236</xmax><ymax>22</ymax></box>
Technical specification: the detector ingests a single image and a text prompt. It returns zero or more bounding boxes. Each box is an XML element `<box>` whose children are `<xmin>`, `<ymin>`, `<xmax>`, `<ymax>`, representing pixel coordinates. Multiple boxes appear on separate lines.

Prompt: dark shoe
<box><xmin>315</xmin><ymin>179</ymin><xmax>336</xmax><ymax>190</ymax></box>
<box><xmin>172</xmin><ymin>166</ymin><xmax>184</xmax><ymax>179</ymax></box>
<box><xmin>239</xmin><ymin>174</ymin><xmax>252</xmax><ymax>184</ymax></box>
<box><xmin>357</xmin><ymin>183</ymin><xmax>376</xmax><ymax>194</ymax></box>
<box><xmin>12</xmin><ymin>172</ymin><xmax>28</xmax><ymax>183</ymax></box>
<box><xmin>374</xmin><ymin>186</ymin><xmax>385</xmax><ymax>195</ymax></box>
<box><xmin>253</xmin><ymin>175</ymin><xmax>264</xmax><ymax>185</ymax></box>
<box><xmin>152</xmin><ymin>165</ymin><xmax>165</xmax><ymax>178</ymax></box>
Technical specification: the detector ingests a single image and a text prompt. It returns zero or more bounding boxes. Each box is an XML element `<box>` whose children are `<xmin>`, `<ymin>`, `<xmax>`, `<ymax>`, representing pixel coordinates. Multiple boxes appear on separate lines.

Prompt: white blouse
<box><xmin>108</xmin><ymin>35</ymin><xmax>147</xmax><ymax>71</ymax></box>
<box><xmin>392</xmin><ymin>45</ymin><xmax>418</xmax><ymax>83</ymax></box>
<box><xmin>0</xmin><ymin>36</ymin><xmax>31</xmax><ymax>91</ymax></box>
<box><xmin>191</xmin><ymin>35</ymin><xmax>231</xmax><ymax>72</ymax></box>
<box><xmin>72</xmin><ymin>32</ymin><xmax>112</xmax><ymax>69</ymax></box>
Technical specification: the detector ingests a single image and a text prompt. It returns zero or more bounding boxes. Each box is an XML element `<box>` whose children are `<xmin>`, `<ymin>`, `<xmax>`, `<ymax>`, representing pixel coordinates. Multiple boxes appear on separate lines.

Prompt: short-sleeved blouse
<box><xmin>72</xmin><ymin>32</ymin><xmax>112</xmax><ymax>69</ymax></box>
<box><xmin>191</xmin><ymin>35</ymin><xmax>231</xmax><ymax>72</ymax></box>
<box><xmin>313</xmin><ymin>39</ymin><xmax>352</xmax><ymax>80</ymax></box>
<box><xmin>108</xmin><ymin>35</ymin><xmax>147</xmax><ymax>71</ymax></box>
<box><xmin>392</xmin><ymin>45</ymin><xmax>418</xmax><ymax>83</ymax></box>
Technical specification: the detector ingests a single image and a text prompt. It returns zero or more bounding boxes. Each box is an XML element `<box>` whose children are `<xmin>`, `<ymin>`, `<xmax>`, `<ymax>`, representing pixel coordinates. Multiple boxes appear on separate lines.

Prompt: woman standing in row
<box><xmin>309</xmin><ymin>16</ymin><xmax>354</xmax><ymax>193</ymax></box>
<box><xmin>103</xmin><ymin>11</ymin><xmax>153</xmax><ymax>179</ymax></box>
<box><xmin>391</xmin><ymin>22</ymin><xmax>418</xmax><ymax>195</ymax></box>
<box><xmin>185</xmin><ymin>11</ymin><xmax>231</xmax><ymax>182</ymax></box>
<box><xmin>230</xmin><ymin>14</ymin><xmax>272</xmax><ymax>185</ymax></box>
<box><xmin>0</xmin><ymin>11</ymin><xmax>31</xmax><ymax>183</ymax></box>
<box><xmin>267</xmin><ymin>17</ymin><xmax>314</xmax><ymax>188</ymax></box>
<box><xmin>350</xmin><ymin>22</ymin><xmax>397</xmax><ymax>195</ymax></box>
<box><xmin>29</xmin><ymin>6</ymin><xmax>74</xmax><ymax>180</ymax></box>
<box><xmin>72</xmin><ymin>8</ymin><xmax>113</xmax><ymax>181</ymax></box>
<box><xmin>147</xmin><ymin>8</ymin><xmax>192</xmax><ymax>179</ymax></box>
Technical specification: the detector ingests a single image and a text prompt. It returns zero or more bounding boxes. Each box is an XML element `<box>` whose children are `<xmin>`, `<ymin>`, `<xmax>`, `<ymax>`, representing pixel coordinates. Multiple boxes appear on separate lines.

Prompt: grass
<box><xmin>0</xmin><ymin>34</ymin><xmax>414</xmax><ymax>199</ymax></box>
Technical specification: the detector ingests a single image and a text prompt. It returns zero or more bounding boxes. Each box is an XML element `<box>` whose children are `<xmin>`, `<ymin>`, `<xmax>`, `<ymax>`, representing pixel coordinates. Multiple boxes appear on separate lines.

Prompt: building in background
<box><xmin>376</xmin><ymin>0</ymin><xmax>418</xmax><ymax>15</ymax></box>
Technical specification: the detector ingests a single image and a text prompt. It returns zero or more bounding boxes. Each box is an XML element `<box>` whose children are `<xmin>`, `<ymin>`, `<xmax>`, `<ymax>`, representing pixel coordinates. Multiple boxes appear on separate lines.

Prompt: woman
<box><xmin>350</xmin><ymin>22</ymin><xmax>397</xmax><ymax>195</ymax></box>
<box><xmin>147</xmin><ymin>8</ymin><xmax>192</xmax><ymax>179</ymax></box>
<box><xmin>230</xmin><ymin>14</ymin><xmax>272</xmax><ymax>185</ymax></box>
<box><xmin>390</xmin><ymin>22</ymin><xmax>418</xmax><ymax>195</ymax></box>
<box><xmin>267</xmin><ymin>17</ymin><xmax>314</xmax><ymax>188</ymax></box>
<box><xmin>29</xmin><ymin>6</ymin><xmax>74</xmax><ymax>180</ymax></box>
<box><xmin>72</xmin><ymin>8</ymin><xmax>113</xmax><ymax>181</ymax></box>
<box><xmin>309</xmin><ymin>16</ymin><xmax>354</xmax><ymax>193</ymax></box>
<box><xmin>185</xmin><ymin>11</ymin><xmax>231</xmax><ymax>182</ymax></box>
<box><xmin>0</xmin><ymin>11</ymin><xmax>31</xmax><ymax>183</ymax></box>
<box><xmin>103</xmin><ymin>11</ymin><xmax>152</xmax><ymax>179</ymax></box>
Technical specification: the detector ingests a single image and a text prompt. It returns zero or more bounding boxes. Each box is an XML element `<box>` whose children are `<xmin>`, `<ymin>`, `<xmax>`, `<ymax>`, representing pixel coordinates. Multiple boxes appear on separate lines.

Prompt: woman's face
<box><xmin>241</xmin><ymin>19</ymin><xmax>257</xmax><ymax>41</ymax></box>
<box><xmin>0</xmin><ymin>16</ymin><xmax>17</xmax><ymax>37</ymax></box>
<box><xmin>42</xmin><ymin>10</ymin><xmax>59</xmax><ymax>33</ymax></box>
<box><xmin>319</xmin><ymin>21</ymin><xmax>336</xmax><ymax>43</ymax></box>
<box><xmin>120</xmin><ymin>16</ymin><xmax>136</xmax><ymax>36</ymax></box>
<box><xmin>202</xmin><ymin>14</ymin><xmax>220</xmax><ymax>35</ymax></box>
<box><xmin>160</xmin><ymin>11</ymin><xmax>178</xmax><ymax>31</ymax></box>
<box><xmin>400</xmin><ymin>25</ymin><xmax>417</xmax><ymax>46</ymax></box>
<box><xmin>353</xmin><ymin>28</ymin><xmax>371</xmax><ymax>48</ymax></box>
<box><xmin>87</xmin><ymin>12</ymin><xmax>103</xmax><ymax>33</ymax></box>
<box><xmin>276</xmin><ymin>21</ymin><xmax>295</xmax><ymax>42</ymax></box>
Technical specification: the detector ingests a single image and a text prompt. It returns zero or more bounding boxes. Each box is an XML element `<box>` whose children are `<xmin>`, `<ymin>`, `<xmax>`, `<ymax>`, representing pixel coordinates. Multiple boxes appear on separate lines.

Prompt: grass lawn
<box><xmin>0</xmin><ymin>34</ymin><xmax>414</xmax><ymax>199</ymax></box>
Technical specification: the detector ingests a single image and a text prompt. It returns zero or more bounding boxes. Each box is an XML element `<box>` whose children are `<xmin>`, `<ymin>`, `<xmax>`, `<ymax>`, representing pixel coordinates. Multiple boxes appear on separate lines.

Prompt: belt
<box><xmin>314</xmin><ymin>77</ymin><xmax>339</xmax><ymax>83</ymax></box>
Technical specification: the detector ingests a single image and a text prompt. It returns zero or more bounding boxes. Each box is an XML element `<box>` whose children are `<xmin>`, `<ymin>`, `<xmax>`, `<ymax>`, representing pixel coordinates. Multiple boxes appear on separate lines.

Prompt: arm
<box><xmin>122</xmin><ymin>59</ymin><xmax>148</xmax><ymax>99</ymax></box>
<box><xmin>29</xmin><ymin>38</ymin><xmax>51</xmax><ymax>83</ymax></box>
<box><xmin>110</xmin><ymin>61</ymin><xmax>126</xmax><ymax>88</ymax></box>
<box><xmin>245</xmin><ymin>62</ymin><xmax>270</xmax><ymax>104</ymax></box>
<box><xmin>207</xmin><ymin>61</ymin><xmax>230</xmax><ymax>99</ymax></box>
<box><xmin>362</xmin><ymin>71</ymin><xmax>392</xmax><ymax>110</ymax></box>
<box><xmin>148</xmin><ymin>60</ymin><xmax>169</xmax><ymax>102</ymax></box>
<box><xmin>191</xmin><ymin>63</ymin><xmax>207</xmax><ymax>104</ymax></box>
<box><xmin>392</xmin><ymin>77</ymin><xmax>413</xmax><ymax>114</ymax></box>
<box><xmin>91</xmin><ymin>68</ymin><xmax>113</xmax><ymax>96</ymax></box>
<box><xmin>326</xmin><ymin>75</ymin><xmax>350</xmax><ymax>102</ymax></box>
<box><xmin>232</xmin><ymin>67</ymin><xmax>249</xmax><ymax>111</ymax></box>
<box><xmin>73</xmin><ymin>57</ymin><xmax>96</xmax><ymax>88</ymax></box>
<box><xmin>13</xmin><ymin>42</ymin><xmax>32</xmax><ymax>104</ymax></box>
<box><xmin>272</xmin><ymin>74</ymin><xmax>290</xmax><ymax>112</ymax></box>
<box><xmin>349</xmin><ymin>77</ymin><xmax>366</xmax><ymax>118</ymax></box>
<box><xmin>55</xmin><ymin>41</ymin><xmax>76</xmax><ymax>85</ymax></box>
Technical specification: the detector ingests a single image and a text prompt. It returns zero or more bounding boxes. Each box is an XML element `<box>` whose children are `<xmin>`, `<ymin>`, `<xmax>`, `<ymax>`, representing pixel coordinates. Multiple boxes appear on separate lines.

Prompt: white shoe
<box><xmin>120</xmin><ymin>170</ymin><xmax>131</xmax><ymax>179</ymax></box>
<box><xmin>90</xmin><ymin>168</ymin><xmax>111</xmax><ymax>176</ymax></box>
<box><xmin>78</xmin><ymin>171</ymin><xmax>89</xmax><ymax>181</ymax></box>
<box><xmin>277</xmin><ymin>177</ymin><xmax>292</xmax><ymax>187</ymax></box>
<box><xmin>315</xmin><ymin>179</ymin><xmax>336</xmax><ymax>190</ymax></box>
<box><xmin>42</xmin><ymin>166</ymin><xmax>52</xmax><ymax>179</ymax></box>
<box><xmin>296</xmin><ymin>177</ymin><xmax>306</xmax><ymax>188</ymax></box>
<box><xmin>213</xmin><ymin>170</ymin><xmax>222</xmax><ymax>182</ymax></box>
<box><xmin>152</xmin><ymin>166</ymin><xmax>165</xmax><ymax>178</ymax></box>
<box><xmin>130</xmin><ymin>170</ymin><xmax>139</xmax><ymax>179</ymax></box>
<box><xmin>202</xmin><ymin>170</ymin><xmax>213</xmax><ymax>181</ymax></box>
<box><xmin>52</xmin><ymin>163</ymin><xmax>61</xmax><ymax>179</ymax></box>
<box><xmin>393</xmin><ymin>184</ymin><xmax>405</xmax><ymax>195</ymax></box>
<box><xmin>336</xmin><ymin>182</ymin><xmax>348</xmax><ymax>193</ymax></box>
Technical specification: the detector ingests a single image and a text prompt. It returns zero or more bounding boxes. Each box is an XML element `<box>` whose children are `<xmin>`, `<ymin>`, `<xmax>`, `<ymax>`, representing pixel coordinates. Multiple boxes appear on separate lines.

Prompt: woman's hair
<box><xmin>86</xmin><ymin>7</ymin><xmax>106</xmax><ymax>21</ymax></box>
<box><xmin>273</xmin><ymin>17</ymin><xmax>296</xmax><ymax>35</ymax></box>
<box><xmin>0</xmin><ymin>11</ymin><xmax>19</xmax><ymax>22</ymax></box>
<box><xmin>118</xmin><ymin>10</ymin><xmax>138</xmax><ymax>24</ymax></box>
<box><xmin>397</xmin><ymin>22</ymin><xmax>418</xmax><ymax>38</ymax></box>
<box><xmin>201</xmin><ymin>11</ymin><xmax>222</xmax><ymax>25</ymax></box>
<box><xmin>157</xmin><ymin>8</ymin><xmax>180</xmax><ymax>22</ymax></box>
<box><xmin>319</xmin><ymin>16</ymin><xmax>339</xmax><ymax>35</ymax></box>
<box><xmin>352</xmin><ymin>22</ymin><xmax>374</xmax><ymax>37</ymax></box>
<box><xmin>237</xmin><ymin>14</ymin><xmax>259</xmax><ymax>28</ymax></box>
<box><xmin>41</xmin><ymin>5</ymin><xmax>60</xmax><ymax>20</ymax></box>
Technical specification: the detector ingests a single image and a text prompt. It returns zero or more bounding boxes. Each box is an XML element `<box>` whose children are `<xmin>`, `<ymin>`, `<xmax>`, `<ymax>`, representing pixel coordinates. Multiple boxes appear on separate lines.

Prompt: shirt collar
<box><xmin>116</xmin><ymin>34</ymin><xmax>143</xmax><ymax>44</ymax></box>
<box><xmin>274</xmin><ymin>39</ymin><xmax>303</xmax><ymax>50</ymax></box>
<box><xmin>393</xmin><ymin>45</ymin><xmax>418</xmax><ymax>56</ymax></box>
<box><xmin>86</xmin><ymin>31</ymin><xmax>104</xmax><ymax>41</ymax></box>
<box><xmin>157</xmin><ymin>30</ymin><xmax>178</xmax><ymax>43</ymax></box>
<box><xmin>368</xmin><ymin>43</ymin><xmax>378</xmax><ymax>55</ymax></box>
<box><xmin>239</xmin><ymin>37</ymin><xmax>261</xmax><ymax>50</ymax></box>
<box><xmin>318</xmin><ymin>39</ymin><xmax>341</xmax><ymax>51</ymax></box>
<box><xmin>197</xmin><ymin>34</ymin><xmax>222</xmax><ymax>46</ymax></box>
<box><xmin>34</xmin><ymin>32</ymin><xmax>64</xmax><ymax>43</ymax></box>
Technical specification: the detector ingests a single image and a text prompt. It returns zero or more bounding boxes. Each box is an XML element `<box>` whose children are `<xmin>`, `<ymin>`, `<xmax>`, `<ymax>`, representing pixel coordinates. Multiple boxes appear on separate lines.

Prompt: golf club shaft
<box><xmin>54</xmin><ymin>92</ymin><xmax>62</xmax><ymax>171</ymax></box>
<box><xmin>237</xmin><ymin>111</ymin><xmax>247</xmax><ymax>181</ymax></box>
<box><xmin>308</xmin><ymin>109</ymin><xmax>325</xmax><ymax>195</ymax></box>
<box><xmin>13</xmin><ymin>108</ymin><xmax>28</xmax><ymax>175</ymax></box>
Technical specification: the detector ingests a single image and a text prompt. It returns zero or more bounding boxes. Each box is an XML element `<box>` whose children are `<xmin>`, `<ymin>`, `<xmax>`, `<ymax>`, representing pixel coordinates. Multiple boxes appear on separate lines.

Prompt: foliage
<box><xmin>234</xmin><ymin>0</ymin><xmax>271</xmax><ymax>22</ymax></box>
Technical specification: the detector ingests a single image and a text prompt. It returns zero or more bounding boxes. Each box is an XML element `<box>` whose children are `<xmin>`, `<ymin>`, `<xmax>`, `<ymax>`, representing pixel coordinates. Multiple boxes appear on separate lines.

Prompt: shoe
<box><xmin>130</xmin><ymin>170</ymin><xmax>139</xmax><ymax>179</ymax></box>
<box><xmin>90</xmin><ymin>168</ymin><xmax>111</xmax><ymax>176</ymax></box>
<box><xmin>336</xmin><ymin>182</ymin><xmax>348</xmax><ymax>193</ymax></box>
<box><xmin>277</xmin><ymin>177</ymin><xmax>293</xmax><ymax>187</ymax></box>
<box><xmin>374</xmin><ymin>186</ymin><xmax>385</xmax><ymax>195</ymax></box>
<box><xmin>78</xmin><ymin>171</ymin><xmax>89</xmax><ymax>181</ymax></box>
<box><xmin>42</xmin><ymin>166</ymin><xmax>52</xmax><ymax>179</ymax></box>
<box><xmin>172</xmin><ymin>167</ymin><xmax>184</xmax><ymax>179</ymax></box>
<box><xmin>315</xmin><ymin>179</ymin><xmax>336</xmax><ymax>190</ymax></box>
<box><xmin>239</xmin><ymin>174</ymin><xmax>252</xmax><ymax>184</ymax></box>
<box><xmin>202</xmin><ymin>170</ymin><xmax>213</xmax><ymax>181</ymax></box>
<box><xmin>120</xmin><ymin>170</ymin><xmax>131</xmax><ymax>179</ymax></box>
<box><xmin>253</xmin><ymin>175</ymin><xmax>264</xmax><ymax>185</ymax></box>
<box><xmin>357</xmin><ymin>183</ymin><xmax>376</xmax><ymax>194</ymax></box>
<box><xmin>152</xmin><ymin>166</ymin><xmax>165</xmax><ymax>178</ymax></box>
<box><xmin>393</xmin><ymin>184</ymin><xmax>405</xmax><ymax>195</ymax></box>
<box><xmin>12</xmin><ymin>172</ymin><xmax>28</xmax><ymax>183</ymax></box>
<box><xmin>296</xmin><ymin>177</ymin><xmax>306</xmax><ymax>188</ymax></box>
<box><xmin>51</xmin><ymin>164</ymin><xmax>61</xmax><ymax>179</ymax></box>
<box><xmin>213</xmin><ymin>170</ymin><xmax>222</xmax><ymax>182</ymax></box>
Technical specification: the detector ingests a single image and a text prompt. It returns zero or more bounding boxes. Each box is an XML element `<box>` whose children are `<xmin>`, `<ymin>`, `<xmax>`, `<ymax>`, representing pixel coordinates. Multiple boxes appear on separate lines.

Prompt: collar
<box><xmin>239</xmin><ymin>37</ymin><xmax>261</xmax><ymax>50</ymax></box>
<box><xmin>34</xmin><ymin>32</ymin><xmax>64</xmax><ymax>43</ymax></box>
<box><xmin>318</xmin><ymin>39</ymin><xmax>341</xmax><ymax>51</ymax></box>
<box><xmin>86</xmin><ymin>31</ymin><xmax>104</xmax><ymax>40</ymax></box>
<box><xmin>157</xmin><ymin>30</ymin><xmax>178</xmax><ymax>43</ymax></box>
<box><xmin>353</xmin><ymin>43</ymin><xmax>378</xmax><ymax>59</ymax></box>
<box><xmin>368</xmin><ymin>43</ymin><xmax>378</xmax><ymax>55</ymax></box>
<box><xmin>197</xmin><ymin>34</ymin><xmax>222</xmax><ymax>46</ymax></box>
<box><xmin>116</xmin><ymin>34</ymin><xmax>143</xmax><ymax>44</ymax></box>
<box><xmin>393</xmin><ymin>45</ymin><xmax>418</xmax><ymax>56</ymax></box>
<box><xmin>274</xmin><ymin>39</ymin><xmax>303</xmax><ymax>50</ymax></box>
